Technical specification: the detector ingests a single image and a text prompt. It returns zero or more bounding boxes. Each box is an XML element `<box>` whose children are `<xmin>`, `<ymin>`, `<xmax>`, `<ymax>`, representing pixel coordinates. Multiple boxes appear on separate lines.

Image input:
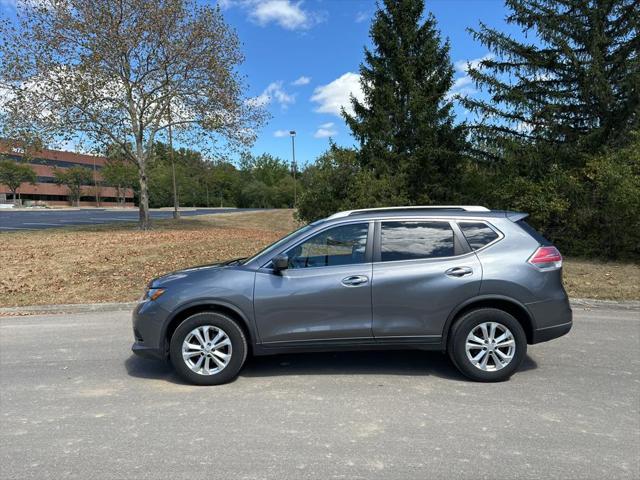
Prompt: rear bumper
<box><xmin>527</xmin><ymin>296</ymin><xmax>573</xmax><ymax>344</ymax></box>
<box><xmin>531</xmin><ymin>320</ymin><xmax>572</xmax><ymax>344</ymax></box>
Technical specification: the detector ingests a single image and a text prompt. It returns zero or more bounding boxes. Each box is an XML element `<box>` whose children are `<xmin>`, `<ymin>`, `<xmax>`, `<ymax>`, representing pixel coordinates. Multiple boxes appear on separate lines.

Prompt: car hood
<box><xmin>149</xmin><ymin>258</ymin><xmax>245</xmax><ymax>287</ymax></box>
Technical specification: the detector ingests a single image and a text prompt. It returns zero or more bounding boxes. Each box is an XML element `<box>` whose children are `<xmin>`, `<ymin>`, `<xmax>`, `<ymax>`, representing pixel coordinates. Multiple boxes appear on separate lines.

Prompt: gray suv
<box><xmin>132</xmin><ymin>206</ymin><xmax>572</xmax><ymax>384</ymax></box>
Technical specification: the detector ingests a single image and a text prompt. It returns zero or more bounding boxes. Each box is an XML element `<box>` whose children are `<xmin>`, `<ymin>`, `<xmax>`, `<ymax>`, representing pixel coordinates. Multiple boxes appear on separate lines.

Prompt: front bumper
<box><xmin>131</xmin><ymin>300</ymin><xmax>172</xmax><ymax>360</ymax></box>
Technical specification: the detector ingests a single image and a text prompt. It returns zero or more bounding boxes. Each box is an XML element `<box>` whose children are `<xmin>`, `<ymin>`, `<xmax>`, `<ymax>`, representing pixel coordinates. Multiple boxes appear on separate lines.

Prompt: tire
<box><xmin>169</xmin><ymin>312</ymin><xmax>248</xmax><ymax>386</ymax></box>
<box><xmin>448</xmin><ymin>308</ymin><xmax>527</xmax><ymax>382</ymax></box>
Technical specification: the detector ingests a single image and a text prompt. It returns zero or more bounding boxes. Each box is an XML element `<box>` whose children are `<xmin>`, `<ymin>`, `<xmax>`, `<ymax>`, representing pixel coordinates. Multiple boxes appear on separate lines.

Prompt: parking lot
<box><xmin>1</xmin><ymin>305</ymin><xmax>638</xmax><ymax>479</ymax></box>
<box><xmin>0</xmin><ymin>208</ymin><xmax>260</xmax><ymax>231</ymax></box>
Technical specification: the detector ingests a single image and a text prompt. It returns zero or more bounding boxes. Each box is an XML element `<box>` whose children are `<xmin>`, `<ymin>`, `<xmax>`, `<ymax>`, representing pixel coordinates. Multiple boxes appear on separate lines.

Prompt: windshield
<box><xmin>242</xmin><ymin>220</ymin><xmax>322</xmax><ymax>265</ymax></box>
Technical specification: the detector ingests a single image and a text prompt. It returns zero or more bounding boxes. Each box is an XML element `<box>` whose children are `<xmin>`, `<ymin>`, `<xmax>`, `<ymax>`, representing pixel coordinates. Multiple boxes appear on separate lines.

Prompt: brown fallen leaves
<box><xmin>0</xmin><ymin>210</ymin><xmax>298</xmax><ymax>307</ymax></box>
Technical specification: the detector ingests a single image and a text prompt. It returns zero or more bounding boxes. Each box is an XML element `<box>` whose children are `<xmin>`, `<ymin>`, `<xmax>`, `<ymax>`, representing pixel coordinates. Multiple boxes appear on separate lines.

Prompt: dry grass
<box><xmin>562</xmin><ymin>258</ymin><xmax>640</xmax><ymax>301</ymax></box>
<box><xmin>1</xmin><ymin>210</ymin><xmax>299</xmax><ymax>307</ymax></box>
<box><xmin>0</xmin><ymin>209</ymin><xmax>638</xmax><ymax>307</ymax></box>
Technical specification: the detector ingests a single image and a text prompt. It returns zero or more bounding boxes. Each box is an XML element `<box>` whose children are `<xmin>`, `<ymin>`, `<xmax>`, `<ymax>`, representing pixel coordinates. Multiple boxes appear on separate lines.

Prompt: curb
<box><xmin>1</xmin><ymin>298</ymin><xmax>638</xmax><ymax>317</ymax></box>
<box><xmin>570</xmin><ymin>298</ymin><xmax>640</xmax><ymax>310</ymax></box>
<box><xmin>0</xmin><ymin>302</ymin><xmax>137</xmax><ymax>316</ymax></box>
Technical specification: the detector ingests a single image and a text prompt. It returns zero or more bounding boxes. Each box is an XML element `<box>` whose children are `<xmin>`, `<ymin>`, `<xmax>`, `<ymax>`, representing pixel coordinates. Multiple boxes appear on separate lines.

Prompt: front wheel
<box><xmin>170</xmin><ymin>312</ymin><xmax>248</xmax><ymax>385</ymax></box>
<box><xmin>448</xmin><ymin>308</ymin><xmax>527</xmax><ymax>382</ymax></box>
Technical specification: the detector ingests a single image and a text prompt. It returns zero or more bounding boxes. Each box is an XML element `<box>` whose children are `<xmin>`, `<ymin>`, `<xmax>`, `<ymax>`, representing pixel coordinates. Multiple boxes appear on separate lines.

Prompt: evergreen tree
<box><xmin>463</xmin><ymin>0</ymin><xmax>640</xmax><ymax>166</ymax></box>
<box><xmin>344</xmin><ymin>0</ymin><xmax>465</xmax><ymax>204</ymax></box>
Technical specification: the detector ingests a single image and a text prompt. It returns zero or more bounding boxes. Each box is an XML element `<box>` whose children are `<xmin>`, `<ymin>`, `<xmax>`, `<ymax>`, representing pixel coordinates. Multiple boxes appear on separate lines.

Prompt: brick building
<box><xmin>0</xmin><ymin>144</ymin><xmax>134</xmax><ymax>207</ymax></box>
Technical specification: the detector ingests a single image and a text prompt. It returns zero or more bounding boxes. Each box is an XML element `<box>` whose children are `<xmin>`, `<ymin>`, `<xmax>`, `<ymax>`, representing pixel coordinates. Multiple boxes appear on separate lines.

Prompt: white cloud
<box><xmin>273</xmin><ymin>129</ymin><xmax>290</xmax><ymax>137</ymax></box>
<box><xmin>248</xmin><ymin>81</ymin><xmax>295</xmax><ymax>109</ymax></box>
<box><xmin>251</xmin><ymin>1</ymin><xmax>309</xmax><ymax>29</ymax></box>
<box><xmin>314</xmin><ymin>122</ymin><xmax>337</xmax><ymax>138</ymax></box>
<box><xmin>355</xmin><ymin>11</ymin><xmax>369</xmax><ymax>23</ymax></box>
<box><xmin>449</xmin><ymin>75</ymin><xmax>475</xmax><ymax>97</ymax></box>
<box><xmin>223</xmin><ymin>1</ymin><xmax>322</xmax><ymax>31</ymax></box>
<box><xmin>291</xmin><ymin>76</ymin><xmax>311</xmax><ymax>86</ymax></box>
<box><xmin>454</xmin><ymin>54</ymin><xmax>493</xmax><ymax>74</ymax></box>
<box><xmin>310</xmin><ymin>72</ymin><xmax>364</xmax><ymax>117</ymax></box>
<box><xmin>449</xmin><ymin>53</ymin><xmax>493</xmax><ymax>98</ymax></box>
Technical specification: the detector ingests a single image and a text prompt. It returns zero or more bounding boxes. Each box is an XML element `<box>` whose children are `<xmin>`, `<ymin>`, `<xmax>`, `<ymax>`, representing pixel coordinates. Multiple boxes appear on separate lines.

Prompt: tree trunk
<box><xmin>135</xmin><ymin>139</ymin><xmax>151</xmax><ymax>229</ymax></box>
<box><xmin>138</xmin><ymin>162</ymin><xmax>151</xmax><ymax>229</ymax></box>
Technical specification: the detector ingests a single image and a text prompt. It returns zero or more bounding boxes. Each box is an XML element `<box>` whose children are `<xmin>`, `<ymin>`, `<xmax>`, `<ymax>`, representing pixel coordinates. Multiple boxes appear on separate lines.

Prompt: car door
<box><xmin>371</xmin><ymin>219</ymin><xmax>482</xmax><ymax>341</ymax></box>
<box><xmin>253</xmin><ymin>222</ymin><xmax>374</xmax><ymax>345</ymax></box>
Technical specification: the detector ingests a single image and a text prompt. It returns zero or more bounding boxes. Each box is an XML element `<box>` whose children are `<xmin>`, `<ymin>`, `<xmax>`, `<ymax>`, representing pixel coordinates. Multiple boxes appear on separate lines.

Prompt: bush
<box><xmin>296</xmin><ymin>146</ymin><xmax>407</xmax><ymax>222</ymax></box>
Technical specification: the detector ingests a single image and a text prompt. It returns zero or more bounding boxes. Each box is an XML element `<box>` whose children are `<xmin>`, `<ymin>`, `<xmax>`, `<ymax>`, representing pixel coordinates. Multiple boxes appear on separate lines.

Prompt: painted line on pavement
<box><xmin>59</xmin><ymin>220</ymin><xmax>107</xmax><ymax>223</ymax></box>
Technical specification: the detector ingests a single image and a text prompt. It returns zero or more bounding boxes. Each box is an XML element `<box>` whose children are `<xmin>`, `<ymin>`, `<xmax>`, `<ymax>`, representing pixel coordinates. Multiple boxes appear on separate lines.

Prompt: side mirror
<box><xmin>272</xmin><ymin>254</ymin><xmax>289</xmax><ymax>272</ymax></box>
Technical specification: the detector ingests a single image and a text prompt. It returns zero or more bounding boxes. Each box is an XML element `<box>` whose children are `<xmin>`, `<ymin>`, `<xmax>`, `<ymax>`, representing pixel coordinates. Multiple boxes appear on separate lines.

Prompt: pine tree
<box><xmin>463</xmin><ymin>0</ymin><xmax>640</xmax><ymax>166</ymax></box>
<box><xmin>344</xmin><ymin>0</ymin><xmax>465</xmax><ymax>204</ymax></box>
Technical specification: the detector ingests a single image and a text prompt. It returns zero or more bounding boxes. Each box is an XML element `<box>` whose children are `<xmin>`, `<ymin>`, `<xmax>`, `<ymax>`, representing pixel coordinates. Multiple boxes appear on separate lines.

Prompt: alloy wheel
<box><xmin>465</xmin><ymin>322</ymin><xmax>515</xmax><ymax>372</ymax></box>
<box><xmin>182</xmin><ymin>325</ymin><xmax>232</xmax><ymax>375</ymax></box>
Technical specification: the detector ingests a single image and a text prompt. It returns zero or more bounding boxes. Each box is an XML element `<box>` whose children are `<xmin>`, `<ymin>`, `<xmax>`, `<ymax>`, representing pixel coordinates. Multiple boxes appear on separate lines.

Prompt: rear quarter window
<box><xmin>458</xmin><ymin>222</ymin><xmax>499</xmax><ymax>250</ymax></box>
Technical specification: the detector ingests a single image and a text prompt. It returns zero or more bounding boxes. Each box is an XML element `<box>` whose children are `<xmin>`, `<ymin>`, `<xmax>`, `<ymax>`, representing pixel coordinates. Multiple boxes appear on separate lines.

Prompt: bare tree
<box><xmin>0</xmin><ymin>0</ymin><xmax>265</xmax><ymax>229</ymax></box>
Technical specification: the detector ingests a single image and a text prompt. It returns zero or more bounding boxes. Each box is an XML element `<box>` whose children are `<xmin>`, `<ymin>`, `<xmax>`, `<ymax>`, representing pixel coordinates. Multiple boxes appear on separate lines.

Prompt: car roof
<box><xmin>322</xmin><ymin>206</ymin><xmax>521</xmax><ymax>222</ymax></box>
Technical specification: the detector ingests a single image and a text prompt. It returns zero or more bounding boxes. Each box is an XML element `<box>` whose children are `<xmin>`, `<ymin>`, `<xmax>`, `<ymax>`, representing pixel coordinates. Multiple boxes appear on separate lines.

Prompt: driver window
<box><xmin>284</xmin><ymin>223</ymin><xmax>369</xmax><ymax>269</ymax></box>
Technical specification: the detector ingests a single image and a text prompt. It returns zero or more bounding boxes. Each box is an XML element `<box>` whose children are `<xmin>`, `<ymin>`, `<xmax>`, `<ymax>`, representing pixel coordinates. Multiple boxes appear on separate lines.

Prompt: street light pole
<box><xmin>289</xmin><ymin>130</ymin><xmax>296</xmax><ymax>207</ymax></box>
<box><xmin>165</xmin><ymin>69</ymin><xmax>179</xmax><ymax>219</ymax></box>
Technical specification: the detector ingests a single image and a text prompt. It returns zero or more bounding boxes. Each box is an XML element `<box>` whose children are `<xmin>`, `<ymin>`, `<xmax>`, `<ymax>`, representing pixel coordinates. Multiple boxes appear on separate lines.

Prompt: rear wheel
<box><xmin>448</xmin><ymin>308</ymin><xmax>526</xmax><ymax>382</ymax></box>
<box><xmin>170</xmin><ymin>312</ymin><xmax>247</xmax><ymax>385</ymax></box>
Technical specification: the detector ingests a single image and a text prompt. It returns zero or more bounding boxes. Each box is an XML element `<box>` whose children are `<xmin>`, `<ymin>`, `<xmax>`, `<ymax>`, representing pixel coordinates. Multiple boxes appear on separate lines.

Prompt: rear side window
<box><xmin>458</xmin><ymin>222</ymin><xmax>499</xmax><ymax>250</ymax></box>
<box><xmin>516</xmin><ymin>220</ymin><xmax>552</xmax><ymax>246</ymax></box>
<box><xmin>381</xmin><ymin>221</ymin><xmax>454</xmax><ymax>261</ymax></box>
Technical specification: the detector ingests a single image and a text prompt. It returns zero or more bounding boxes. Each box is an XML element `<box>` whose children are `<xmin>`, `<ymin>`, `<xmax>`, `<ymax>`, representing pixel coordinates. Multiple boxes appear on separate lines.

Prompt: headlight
<box><xmin>140</xmin><ymin>287</ymin><xmax>166</xmax><ymax>302</ymax></box>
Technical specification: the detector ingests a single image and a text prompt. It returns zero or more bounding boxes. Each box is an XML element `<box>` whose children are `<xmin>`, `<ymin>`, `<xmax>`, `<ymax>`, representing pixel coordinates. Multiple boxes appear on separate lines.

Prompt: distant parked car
<box><xmin>132</xmin><ymin>206</ymin><xmax>572</xmax><ymax>385</ymax></box>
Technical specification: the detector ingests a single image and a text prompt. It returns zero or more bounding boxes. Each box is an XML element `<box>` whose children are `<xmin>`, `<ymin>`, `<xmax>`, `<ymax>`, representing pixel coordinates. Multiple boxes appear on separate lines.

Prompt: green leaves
<box><xmin>53</xmin><ymin>166</ymin><xmax>94</xmax><ymax>206</ymax></box>
<box><xmin>463</xmin><ymin>0</ymin><xmax>639</xmax><ymax>157</ymax></box>
<box><xmin>344</xmin><ymin>0</ymin><xmax>466</xmax><ymax>205</ymax></box>
<box><xmin>0</xmin><ymin>159</ymin><xmax>37</xmax><ymax>199</ymax></box>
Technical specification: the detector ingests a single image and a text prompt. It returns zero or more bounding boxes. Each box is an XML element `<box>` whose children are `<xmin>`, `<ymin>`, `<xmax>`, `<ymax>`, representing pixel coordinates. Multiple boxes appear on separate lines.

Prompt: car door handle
<box><xmin>445</xmin><ymin>267</ymin><xmax>473</xmax><ymax>278</ymax></box>
<box><xmin>341</xmin><ymin>275</ymin><xmax>369</xmax><ymax>287</ymax></box>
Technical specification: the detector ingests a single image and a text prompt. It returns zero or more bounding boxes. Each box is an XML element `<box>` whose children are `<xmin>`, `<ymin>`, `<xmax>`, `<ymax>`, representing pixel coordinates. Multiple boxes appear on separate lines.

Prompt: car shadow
<box><xmin>124</xmin><ymin>355</ymin><xmax>188</xmax><ymax>385</ymax></box>
<box><xmin>125</xmin><ymin>350</ymin><xmax>538</xmax><ymax>384</ymax></box>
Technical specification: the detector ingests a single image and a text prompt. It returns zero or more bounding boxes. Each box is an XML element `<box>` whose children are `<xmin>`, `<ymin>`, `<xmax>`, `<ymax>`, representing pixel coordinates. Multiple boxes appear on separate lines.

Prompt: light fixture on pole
<box><xmin>289</xmin><ymin>130</ymin><xmax>297</xmax><ymax>207</ymax></box>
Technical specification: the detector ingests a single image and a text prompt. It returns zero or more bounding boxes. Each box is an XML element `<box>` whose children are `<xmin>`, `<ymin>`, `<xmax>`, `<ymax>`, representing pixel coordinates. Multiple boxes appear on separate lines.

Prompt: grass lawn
<box><xmin>1</xmin><ymin>209</ymin><xmax>638</xmax><ymax>307</ymax></box>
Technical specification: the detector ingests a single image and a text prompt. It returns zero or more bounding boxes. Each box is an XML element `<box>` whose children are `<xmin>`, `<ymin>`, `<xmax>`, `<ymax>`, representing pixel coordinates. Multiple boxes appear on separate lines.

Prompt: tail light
<box><xmin>528</xmin><ymin>246</ymin><xmax>562</xmax><ymax>270</ymax></box>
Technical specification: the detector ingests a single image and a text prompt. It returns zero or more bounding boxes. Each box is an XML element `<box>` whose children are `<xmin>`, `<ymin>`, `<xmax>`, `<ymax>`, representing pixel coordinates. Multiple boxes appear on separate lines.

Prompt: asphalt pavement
<box><xmin>0</xmin><ymin>306</ymin><xmax>639</xmax><ymax>479</ymax></box>
<box><xmin>0</xmin><ymin>208</ymin><xmax>260</xmax><ymax>231</ymax></box>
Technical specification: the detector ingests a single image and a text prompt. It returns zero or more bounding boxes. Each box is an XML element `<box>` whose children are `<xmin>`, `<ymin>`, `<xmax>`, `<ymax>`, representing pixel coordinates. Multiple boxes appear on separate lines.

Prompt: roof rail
<box><xmin>327</xmin><ymin>205</ymin><xmax>490</xmax><ymax>219</ymax></box>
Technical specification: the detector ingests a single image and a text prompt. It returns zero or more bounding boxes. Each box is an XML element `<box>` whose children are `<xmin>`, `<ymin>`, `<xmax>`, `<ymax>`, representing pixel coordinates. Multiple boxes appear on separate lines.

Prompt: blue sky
<box><xmin>220</xmin><ymin>0</ymin><xmax>513</xmax><ymax>167</ymax></box>
<box><xmin>0</xmin><ymin>0</ymin><xmax>514</xmax><ymax>165</ymax></box>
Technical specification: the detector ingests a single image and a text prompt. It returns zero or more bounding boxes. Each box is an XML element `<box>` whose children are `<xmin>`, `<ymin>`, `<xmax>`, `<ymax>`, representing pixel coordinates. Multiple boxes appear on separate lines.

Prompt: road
<box><xmin>1</xmin><ymin>307</ymin><xmax>638</xmax><ymax>480</ymax></box>
<box><xmin>0</xmin><ymin>208</ymin><xmax>260</xmax><ymax>231</ymax></box>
